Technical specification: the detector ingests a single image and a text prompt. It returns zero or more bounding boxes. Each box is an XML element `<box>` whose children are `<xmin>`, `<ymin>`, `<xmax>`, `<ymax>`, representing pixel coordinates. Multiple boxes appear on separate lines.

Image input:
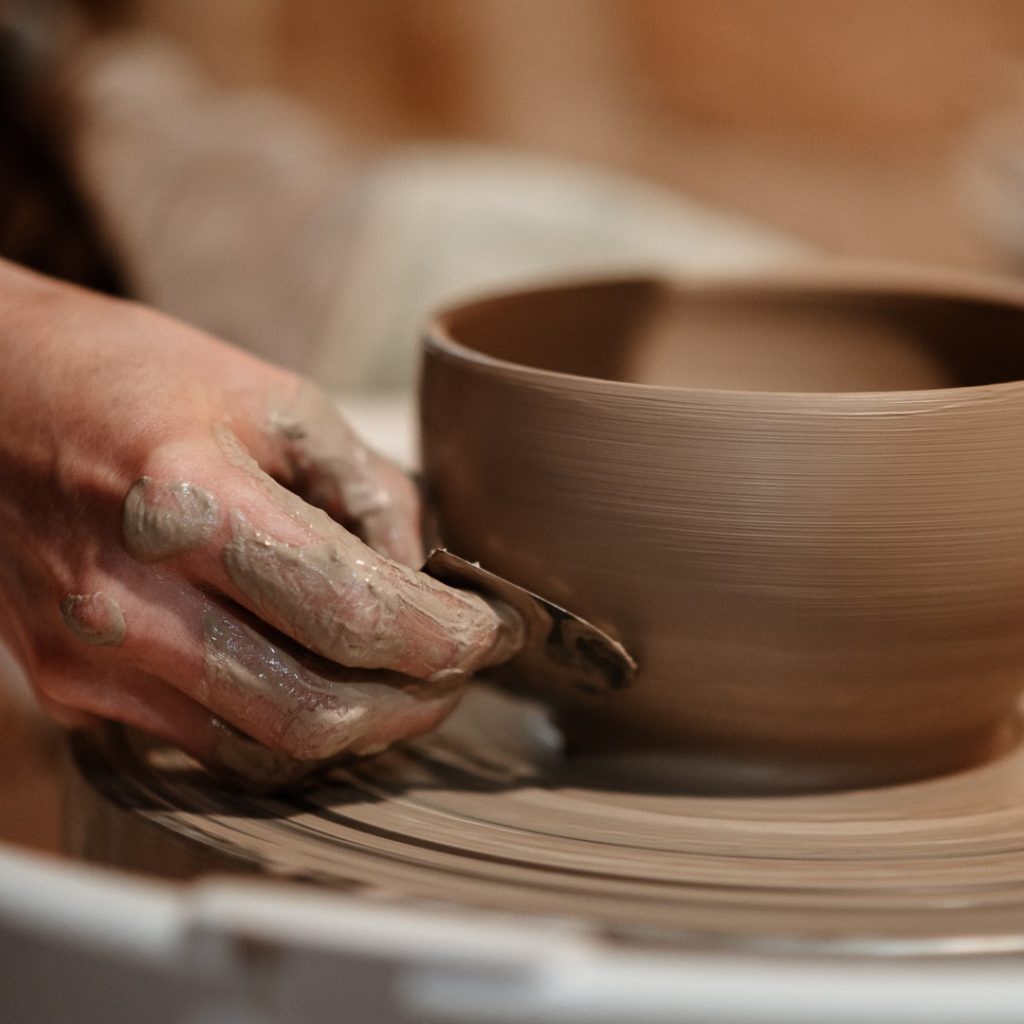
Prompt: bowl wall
<box><xmin>420</xmin><ymin>272</ymin><xmax>1024</xmax><ymax>789</ymax></box>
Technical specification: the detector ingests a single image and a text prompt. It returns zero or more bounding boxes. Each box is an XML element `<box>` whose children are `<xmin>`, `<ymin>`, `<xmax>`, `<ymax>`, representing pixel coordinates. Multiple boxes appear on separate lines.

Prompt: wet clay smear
<box><xmin>221</xmin><ymin>510</ymin><xmax>519</xmax><ymax>678</ymax></box>
<box><xmin>123</xmin><ymin>477</ymin><xmax>218</xmax><ymax>561</ymax></box>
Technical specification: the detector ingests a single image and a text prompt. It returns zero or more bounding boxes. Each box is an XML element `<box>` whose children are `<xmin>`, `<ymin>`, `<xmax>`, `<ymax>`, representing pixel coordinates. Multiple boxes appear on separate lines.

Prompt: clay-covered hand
<box><xmin>0</xmin><ymin>260</ymin><xmax>521</xmax><ymax>784</ymax></box>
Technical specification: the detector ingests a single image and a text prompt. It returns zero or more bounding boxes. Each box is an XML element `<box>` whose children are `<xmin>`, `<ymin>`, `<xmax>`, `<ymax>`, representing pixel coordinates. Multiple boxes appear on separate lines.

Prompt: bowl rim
<box><xmin>423</xmin><ymin>261</ymin><xmax>1024</xmax><ymax>409</ymax></box>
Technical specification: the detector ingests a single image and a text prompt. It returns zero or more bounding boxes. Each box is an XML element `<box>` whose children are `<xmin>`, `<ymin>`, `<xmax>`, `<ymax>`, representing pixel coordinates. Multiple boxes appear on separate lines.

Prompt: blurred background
<box><xmin>88</xmin><ymin>0</ymin><xmax>1024</xmax><ymax>266</ymax></box>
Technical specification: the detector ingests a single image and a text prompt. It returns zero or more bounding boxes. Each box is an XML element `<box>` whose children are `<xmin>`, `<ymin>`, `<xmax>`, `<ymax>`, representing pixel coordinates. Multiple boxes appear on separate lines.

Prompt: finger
<box><xmin>123</xmin><ymin>433</ymin><xmax>524</xmax><ymax>679</ymax></box>
<box><xmin>52</xmin><ymin>568</ymin><xmax>467</xmax><ymax>762</ymax></box>
<box><xmin>264</xmin><ymin>384</ymin><xmax>424</xmax><ymax>567</ymax></box>
<box><xmin>197</xmin><ymin>603</ymin><xmax>465</xmax><ymax>761</ymax></box>
<box><xmin>38</xmin><ymin>660</ymin><xmax>310</xmax><ymax>787</ymax></box>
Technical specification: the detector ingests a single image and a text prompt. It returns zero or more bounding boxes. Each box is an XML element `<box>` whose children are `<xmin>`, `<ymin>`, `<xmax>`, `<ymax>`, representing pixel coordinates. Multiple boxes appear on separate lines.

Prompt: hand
<box><xmin>0</xmin><ymin>260</ymin><xmax>520</xmax><ymax>784</ymax></box>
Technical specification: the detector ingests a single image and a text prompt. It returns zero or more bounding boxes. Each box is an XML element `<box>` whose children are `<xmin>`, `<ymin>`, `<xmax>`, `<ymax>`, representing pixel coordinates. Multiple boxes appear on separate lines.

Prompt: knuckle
<box><xmin>64</xmin><ymin>593</ymin><xmax>127</xmax><ymax>647</ymax></box>
<box><xmin>122</xmin><ymin>466</ymin><xmax>221</xmax><ymax>562</ymax></box>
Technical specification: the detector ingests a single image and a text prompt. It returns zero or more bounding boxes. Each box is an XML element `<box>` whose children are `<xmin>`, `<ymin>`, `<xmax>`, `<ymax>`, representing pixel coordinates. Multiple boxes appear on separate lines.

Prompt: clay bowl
<box><xmin>419</xmin><ymin>268</ymin><xmax>1024</xmax><ymax>793</ymax></box>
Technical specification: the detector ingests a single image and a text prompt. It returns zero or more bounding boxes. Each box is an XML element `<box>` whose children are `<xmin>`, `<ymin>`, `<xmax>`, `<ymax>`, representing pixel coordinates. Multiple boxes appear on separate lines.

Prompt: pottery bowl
<box><xmin>419</xmin><ymin>269</ymin><xmax>1024</xmax><ymax>791</ymax></box>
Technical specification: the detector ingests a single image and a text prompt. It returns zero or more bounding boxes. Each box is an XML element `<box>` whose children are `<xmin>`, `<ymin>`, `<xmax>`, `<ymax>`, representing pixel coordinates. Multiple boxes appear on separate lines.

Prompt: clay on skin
<box><xmin>215</xmin><ymin>409</ymin><xmax>399</xmax><ymax>566</ymax></box>
<box><xmin>214</xmin><ymin>420</ymin><xmax>342</xmax><ymax>528</ymax></box>
<box><xmin>222</xmin><ymin>510</ymin><xmax>521</xmax><ymax>678</ymax></box>
<box><xmin>213</xmin><ymin>420</ymin><xmax>522</xmax><ymax>677</ymax></box>
<box><xmin>60</xmin><ymin>592</ymin><xmax>126</xmax><ymax>646</ymax></box>
<box><xmin>201</xmin><ymin>606</ymin><xmax>462</xmax><ymax>761</ymax></box>
<box><xmin>205</xmin><ymin>714</ymin><xmax>311</xmax><ymax>787</ymax></box>
<box><xmin>268</xmin><ymin>385</ymin><xmax>394</xmax><ymax>522</ymax></box>
<box><xmin>264</xmin><ymin>384</ymin><xmax>422</xmax><ymax>566</ymax></box>
<box><xmin>122</xmin><ymin>477</ymin><xmax>219</xmax><ymax>561</ymax></box>
<box><xmin>214</xmin><ymin>418</ymin><xmax>371</xmax><ymax>531</ymax></box>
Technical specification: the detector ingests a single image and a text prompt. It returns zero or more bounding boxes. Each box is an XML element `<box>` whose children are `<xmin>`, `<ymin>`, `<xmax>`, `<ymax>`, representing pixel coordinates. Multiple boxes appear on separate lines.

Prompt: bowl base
<box><xmin>556</xmin><ymin>710</ymin><xmax>1024</xmax><ymax>796</ymax></box>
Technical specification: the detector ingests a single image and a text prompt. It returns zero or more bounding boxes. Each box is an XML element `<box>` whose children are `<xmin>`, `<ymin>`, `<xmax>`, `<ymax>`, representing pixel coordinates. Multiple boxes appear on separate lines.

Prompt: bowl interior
<box><xmin>440</xmin><ymin>278</ymin><xmax>1024</xmax><ymax>393</ymax></box>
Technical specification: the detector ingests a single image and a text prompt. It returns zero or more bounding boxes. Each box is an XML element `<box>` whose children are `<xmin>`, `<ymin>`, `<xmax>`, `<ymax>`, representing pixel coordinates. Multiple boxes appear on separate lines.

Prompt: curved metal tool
<box><xmin>422</xmin><ymin>548</ymin><xmax>636</xmax><ymax>705</ymax></box>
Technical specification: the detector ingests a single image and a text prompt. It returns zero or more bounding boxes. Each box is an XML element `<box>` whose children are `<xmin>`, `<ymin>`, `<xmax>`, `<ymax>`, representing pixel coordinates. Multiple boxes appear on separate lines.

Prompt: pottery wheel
<box><xmin>65</xmin><ymin>688</ymin><xmax>1024</xmax><ymax>956</ymax></box>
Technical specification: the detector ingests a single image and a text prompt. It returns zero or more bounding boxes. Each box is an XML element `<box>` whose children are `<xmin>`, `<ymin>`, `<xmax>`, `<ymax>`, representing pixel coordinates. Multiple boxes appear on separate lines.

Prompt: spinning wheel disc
<box><xmin>66</xmin><ymin>689</ymin><xmax>1024</xmax><ymax>956</ymax></box>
